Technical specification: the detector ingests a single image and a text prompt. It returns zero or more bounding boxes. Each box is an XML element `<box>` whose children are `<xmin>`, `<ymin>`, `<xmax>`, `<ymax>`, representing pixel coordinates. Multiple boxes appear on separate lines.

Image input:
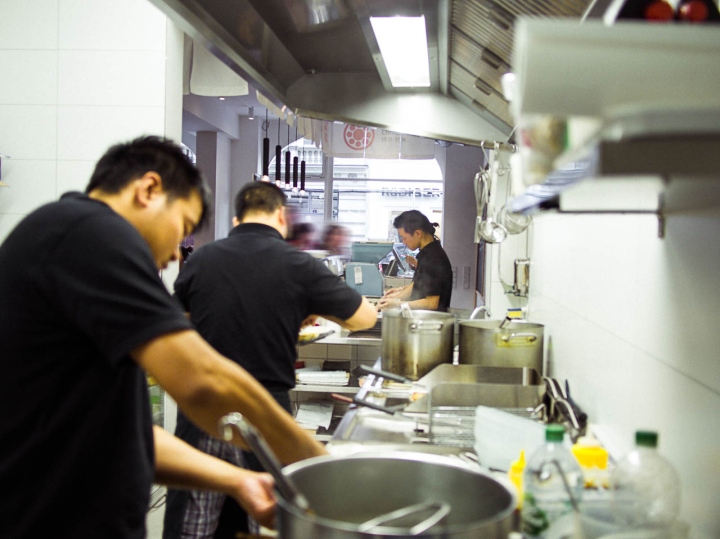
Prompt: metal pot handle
<box><xmin>409</xmin><ymin>320</ymin><xmax>444</xmax><ymax>332</ymax></box>
<box><xmin>357</xmin><ymin>500</ymin><xmax>451</xmax><ymax>535</ymax></box>
<box><xmin>499</xmin><ymin>331</ymin><xmax>538</xmax><ymax>343</ymax></box>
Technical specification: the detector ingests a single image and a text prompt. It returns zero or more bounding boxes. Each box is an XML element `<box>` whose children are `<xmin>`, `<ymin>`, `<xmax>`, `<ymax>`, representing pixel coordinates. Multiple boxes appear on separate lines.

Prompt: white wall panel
<box><xmin>635</xmin><ymin>208</ymin><xmax>720</xmax><ymax>391</ymax></box>
<box><xmin>517</xmin><ymin>207</ymin><xmax>720</xmax><ymax>539</ymax></box>
<box><xmin>59</xmin><ymin>0</ymin><xmax>166</xmax><ymax>51</ymax></box>
<box><xmin>0</xmin><ymin>160</ymin><xmax>56</xmax><ymax>214</ymax></box>
<box><xmin>58</xmin><ymin>51</ymin><xmax>165</xmax><ymax>106</ymax></box>
<box><xmin>0</xmin><ymin>0</ymin><xmax>58</xmax><ymax>50</ymax></box>
<box><xmin>0</xmin><ymin>51</ymin><xmax>58</xmax><ymax>104</ymax></box>
<box><xmin>57</xmin><ymin>105</ymin><xmax>165</xmax><ymax>162</ymax></box>
<box><xmin>0</xmin><ymin>105</ymin><xmax>57</xmax><ymax>160</ymax></box>
<box><xmin>57</xmin><ymin>159</ymin><xmax>95</xmax><ymax>196</ymax></box>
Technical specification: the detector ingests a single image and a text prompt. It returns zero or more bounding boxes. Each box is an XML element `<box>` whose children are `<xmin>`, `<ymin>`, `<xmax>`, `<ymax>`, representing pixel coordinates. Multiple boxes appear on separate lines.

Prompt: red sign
<box><xmin>343</xmin><ymin>125</ymin><xmax>375</xmax><ymax>150</ymax></box>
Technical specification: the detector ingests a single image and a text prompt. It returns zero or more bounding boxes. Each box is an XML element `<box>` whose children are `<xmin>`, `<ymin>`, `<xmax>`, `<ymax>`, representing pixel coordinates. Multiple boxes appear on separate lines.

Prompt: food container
<box><xmin>381</xmin><ymin>310</ymin><xmax>455</xmax><ymax>381</ymax></box>
<box><xmin>277</xmin><ymin>452</ymin><xmax>516</xmax><ymax>538</ymax></box>
<box><xmin>458</xmin><ymin>319</ymin><xmax>544</xmax><ymax>375</ymax></box>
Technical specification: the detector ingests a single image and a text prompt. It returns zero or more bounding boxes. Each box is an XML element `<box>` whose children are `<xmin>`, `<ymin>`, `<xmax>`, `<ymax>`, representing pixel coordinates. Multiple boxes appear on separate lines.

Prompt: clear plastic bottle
<box><xmin>520</xmin><ymin>424</ymin><xmax>583</xmax><ymax>539</ymax></box>
<box><xmin>610</xmin><ymin>430</ymin><xmax>681</xmax><ymax>528</ymax></box>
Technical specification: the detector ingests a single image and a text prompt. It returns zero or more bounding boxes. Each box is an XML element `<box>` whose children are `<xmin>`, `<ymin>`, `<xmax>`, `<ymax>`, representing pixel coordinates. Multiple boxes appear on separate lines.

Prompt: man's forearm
<box><xmin>135</xmin><ymin>331</ymin><xmax>327</xmax><ymax>465</ymax></box>
<box><xmin>153</xmin><ymin>426</ymin><xmax>277</xmax><ymax>529</ymax></box>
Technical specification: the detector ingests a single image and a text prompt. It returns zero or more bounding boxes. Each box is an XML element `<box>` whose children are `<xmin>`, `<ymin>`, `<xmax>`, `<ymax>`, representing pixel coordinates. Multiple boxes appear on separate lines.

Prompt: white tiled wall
<box><xmin>486</xmin><ymin>201</ymin><xmax>720</xmax><ymax>538</ymax></box>
<box><xmin>0</xmin><ymin>0</ymin><xmax>172</xmax><ymax>244</ymax></box>
<box><xmin>0</xmin><ymin>3</ymin><xmax>180</xmax><ymax>537</ymax></box>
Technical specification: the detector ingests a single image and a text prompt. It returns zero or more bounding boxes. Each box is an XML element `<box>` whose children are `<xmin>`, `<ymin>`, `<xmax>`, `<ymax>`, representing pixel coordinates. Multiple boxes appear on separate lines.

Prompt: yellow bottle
<box><xmin>508</xmin><ymin>449</ymin><xmax>526</xmax><ymax>508</ymax></box>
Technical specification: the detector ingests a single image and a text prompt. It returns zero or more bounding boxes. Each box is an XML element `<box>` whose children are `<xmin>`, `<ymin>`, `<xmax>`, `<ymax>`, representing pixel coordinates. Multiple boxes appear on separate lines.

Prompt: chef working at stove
<box><xmin>164</xmin><ymin>181</ymin><xmax>378</xmax><ymax>539</ymax></box>
<box><xmin>377</xmin><ymin>209</ymin><xmax>453</xmax><ymax>312</ymax></box>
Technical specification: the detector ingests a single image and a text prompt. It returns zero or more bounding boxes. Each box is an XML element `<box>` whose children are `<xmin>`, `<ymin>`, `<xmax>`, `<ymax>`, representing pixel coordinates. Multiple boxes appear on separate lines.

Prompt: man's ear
<box><xmin>277</xmin><ymin>205</ymin><xmax>287</xmax><ymax>227</ymax></box>
<box><xmin>135</xmin><ymin>171</ymin><xmax>163</xmax><ymax>208</ymax></box>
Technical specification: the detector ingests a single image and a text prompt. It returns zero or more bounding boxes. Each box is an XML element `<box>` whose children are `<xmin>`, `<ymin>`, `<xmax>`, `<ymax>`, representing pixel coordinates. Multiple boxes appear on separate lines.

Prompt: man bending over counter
<box><xmin>0</xmin><ymin>136</ymin><xmax>326</xmax><ymax>538</ymax></box>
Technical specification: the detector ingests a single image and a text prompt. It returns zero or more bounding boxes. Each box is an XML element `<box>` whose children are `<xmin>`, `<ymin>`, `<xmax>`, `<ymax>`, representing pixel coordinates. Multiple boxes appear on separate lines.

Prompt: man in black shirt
<box><xmin>164</xmin><ymin>181</ymin><xmax>377</xmax><ymax>539</ymax></box>
<box><xmin>378</xmin><ymin>209</ymin><xmax>453</xmax><ymax>312</ymax></box>
<box><xmin>0</xmin><ymin>136</ymin><xmax>326</xmax><ymax>539</ymax></box>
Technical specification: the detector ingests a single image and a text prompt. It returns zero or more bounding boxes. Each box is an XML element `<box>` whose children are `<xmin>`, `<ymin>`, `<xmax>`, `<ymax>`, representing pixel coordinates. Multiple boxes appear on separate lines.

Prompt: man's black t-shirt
<box><xmin>409</xmin><ymin>239</ymin><xmax>453</xmax><ymax>312</ymax></box>
<box><xmin>0</xmin><ymin>192</ymin><xmax>192</xmax><ymax>538</ymax></box>
<box><xmin>173</xmin><ymin>223</ymin><xmax>363</xmax><ymax>392</ymax></box>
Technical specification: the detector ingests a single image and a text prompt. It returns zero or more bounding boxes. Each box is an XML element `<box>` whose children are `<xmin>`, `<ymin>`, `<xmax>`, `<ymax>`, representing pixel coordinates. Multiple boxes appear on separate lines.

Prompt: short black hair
<box><xmin>393</xmin><ymin>210</ymin><xmax>437</xmax><ymax>236</ymax></box>
<box><xmin>235</xmin><ymin>181</ymin><xmax>287</xmax><ymax>220</ymax></box>
<box><xmin>85</xmin><ymin>135</ymin><xmax>212</xmax><ymax>231</ymax></box>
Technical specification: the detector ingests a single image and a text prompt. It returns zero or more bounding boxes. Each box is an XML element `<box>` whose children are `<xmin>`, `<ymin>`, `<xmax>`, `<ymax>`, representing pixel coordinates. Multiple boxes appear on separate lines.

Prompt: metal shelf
<box><xmin>291</xmin><ymin>384</ymin><xmax>359</xmax><ymax>394</ymax></box>
<box><xmin>508</xmin><ymin>133</ymin><xmax>720</xmax><ymax>237</ymax></box>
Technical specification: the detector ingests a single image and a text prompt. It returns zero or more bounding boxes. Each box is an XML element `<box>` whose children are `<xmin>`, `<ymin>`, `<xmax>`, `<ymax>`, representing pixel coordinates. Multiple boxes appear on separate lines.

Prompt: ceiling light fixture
<box><xmin>370</xmin><ymin>16</ymin><xmax>430</xmax><ymax>88</ymax></box>
<box><xmin>219</xmin><ymin>96</ymin><xmax>225</xmax><ymax>100</ymax></box>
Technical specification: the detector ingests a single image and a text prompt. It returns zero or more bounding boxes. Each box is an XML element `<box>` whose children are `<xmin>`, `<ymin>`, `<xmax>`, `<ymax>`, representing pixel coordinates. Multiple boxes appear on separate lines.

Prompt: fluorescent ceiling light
<box><xmin>370</xmin><ymin>16</ymin><xmax>430</xmax><ymax>88</ymax></box>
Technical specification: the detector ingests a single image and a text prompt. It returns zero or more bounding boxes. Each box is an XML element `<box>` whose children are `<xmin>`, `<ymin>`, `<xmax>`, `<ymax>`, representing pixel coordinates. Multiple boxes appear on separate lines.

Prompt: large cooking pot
<box><xmin>277</xmin><ymin>452</ymin><xmax>515</xmax><ymax>538</ymax></box>
<box><xmin>458</xmin><ymin>320</ymin><xmax>544</xmax><ymax>374</ymax></box>
<box><xmin>381</xmin><ymin>310</ymin><xmax>455</xmax><ymax>381</ymax></box>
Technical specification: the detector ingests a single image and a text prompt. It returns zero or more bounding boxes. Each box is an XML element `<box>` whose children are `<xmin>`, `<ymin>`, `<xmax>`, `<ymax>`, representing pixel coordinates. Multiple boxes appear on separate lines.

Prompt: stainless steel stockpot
<box><xmin>458</xmin><ymin>319</ymin><xmax>544</xmax><ymax>374</ymax></box>
<box><xmin>277</xmin><ymin>452</ymin><xmax>515</xmax><ymax>539</ymax></box>
<box><xmin>381</xmin><ymin>309</ymin><xmax>455</xmax><ymax>381</ymax></box>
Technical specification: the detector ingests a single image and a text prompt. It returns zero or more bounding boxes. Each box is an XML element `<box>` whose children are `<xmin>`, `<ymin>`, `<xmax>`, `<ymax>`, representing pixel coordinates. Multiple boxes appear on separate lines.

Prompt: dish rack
<box><xmin>429</xmin><ymin>406</ymin><xmax>477</xmax><ymax>447</ymax></box>
<box><xmin>428</xmin><ymin>382</ymin><xmax>542</xmax><ymax>448</ymax></box>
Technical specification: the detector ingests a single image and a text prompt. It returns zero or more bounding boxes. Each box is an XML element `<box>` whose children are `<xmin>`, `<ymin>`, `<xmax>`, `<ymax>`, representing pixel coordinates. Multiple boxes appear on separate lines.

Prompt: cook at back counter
<box><xmin>377</xmin><ymin>210</ymin><xmax>453</xmax><ymax>312</ymax></box>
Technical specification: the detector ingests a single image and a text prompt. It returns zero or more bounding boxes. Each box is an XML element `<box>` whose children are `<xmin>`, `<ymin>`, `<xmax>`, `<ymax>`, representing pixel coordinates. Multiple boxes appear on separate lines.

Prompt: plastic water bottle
<box><xmin>521</xmin><ymin>424</ymin><xmax>583</xmax><ymax>539</ymax></box>
<box><xmin>610</xmin><ymin>430</ymin><xmax>681</xmax><ymax>528</ymax></box>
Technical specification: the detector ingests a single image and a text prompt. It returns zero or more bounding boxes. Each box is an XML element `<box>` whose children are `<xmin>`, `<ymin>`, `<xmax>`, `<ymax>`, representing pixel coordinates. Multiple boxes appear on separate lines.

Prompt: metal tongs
<box><xmin>541</xmin><ymin>377</ymin><xmax>587</xmax><ymax>441</ymax></box>
<box><xmin>358</xmin><ymin>500</ymin><xmax>451</xmax><ymax>535</ymax></box>
<box><xmin>219</xmin><ymin>412</ymin><xmax>312</xmax><ymax>514</ymax></box>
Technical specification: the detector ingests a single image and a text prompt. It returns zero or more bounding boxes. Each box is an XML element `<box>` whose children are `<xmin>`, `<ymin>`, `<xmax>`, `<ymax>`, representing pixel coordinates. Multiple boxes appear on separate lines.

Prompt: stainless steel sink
<box><xmin>332</xmin><ymin>364</ymin><xmax>545</xmax><ymax>448</ymax></box>
<box><xmin>404</xmin><ymin>364</ymin><xmax>542</xmax><ymax>412</ymax></box>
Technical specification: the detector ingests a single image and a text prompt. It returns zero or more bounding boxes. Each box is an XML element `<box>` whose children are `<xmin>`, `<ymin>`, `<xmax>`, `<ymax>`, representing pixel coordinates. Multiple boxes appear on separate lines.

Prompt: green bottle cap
<box><xmin>636</xmin><ymin>430</ymin><xmax>658</xmax><ymax>448</ymax></box>
<box><xmin>546</xmin><ymin>424</ymin><xmax>565</xmax><ymax>442</ymax></box>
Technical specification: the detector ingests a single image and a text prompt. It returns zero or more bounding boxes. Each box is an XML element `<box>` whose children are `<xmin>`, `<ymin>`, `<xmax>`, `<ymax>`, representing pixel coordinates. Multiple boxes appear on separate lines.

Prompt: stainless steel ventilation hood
<box><xmin>149</xmin><ymin>0</ymin><xmax>593</xmax><ymax>146</ymax></box>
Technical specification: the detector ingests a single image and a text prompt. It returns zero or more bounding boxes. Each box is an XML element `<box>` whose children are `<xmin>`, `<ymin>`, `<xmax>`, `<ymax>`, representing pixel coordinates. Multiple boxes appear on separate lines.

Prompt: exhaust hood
<box><xmin>149</xmin><ymin>0</ymin><xmax>594</xmax><ymax>146</ymax></box>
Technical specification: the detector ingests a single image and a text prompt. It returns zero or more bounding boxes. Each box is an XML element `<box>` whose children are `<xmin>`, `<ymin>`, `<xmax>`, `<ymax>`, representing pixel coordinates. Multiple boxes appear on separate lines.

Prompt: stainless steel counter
<box><xmin>314</xmin><ymin>329</ymin><xmax>382</xmax><ymax>346</ymax></box>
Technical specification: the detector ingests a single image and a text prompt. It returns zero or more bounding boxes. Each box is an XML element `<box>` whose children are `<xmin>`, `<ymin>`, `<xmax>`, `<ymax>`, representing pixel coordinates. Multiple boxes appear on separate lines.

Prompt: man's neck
<box><xmin>241</xmin><ymin>212</ymin><xmax>284</xmax><ymax>236</ymax></box>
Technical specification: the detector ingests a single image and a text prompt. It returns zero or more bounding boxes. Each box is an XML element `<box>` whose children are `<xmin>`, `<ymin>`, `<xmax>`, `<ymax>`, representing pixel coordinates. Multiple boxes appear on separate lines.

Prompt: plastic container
<box><xmin>473</xmin><ymin>406</ymin><xmax>545</xmax><ymax>472</ymax></box>
<box><xmin>571</xmin><ymin>434</ymin><xmax>609</xmax><ymax>488</ymax></box>
<box><xmin>520</xmin><ymin>424</ymin><xmax>584</xmax><ymax>538</ymax></box>
<box><xmin>610</xmin><ymin>430</ymin><xmax>681</xmax><ymax>529</ymax></box>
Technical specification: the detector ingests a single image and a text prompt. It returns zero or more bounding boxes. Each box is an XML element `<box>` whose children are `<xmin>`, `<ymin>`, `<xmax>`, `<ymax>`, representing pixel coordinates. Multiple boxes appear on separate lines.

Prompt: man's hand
<box><xmin>377</xmin><ymin>296</ymin><xmax>400</xmax><ymax>311</ymax></box>
<box><xmin>300</xmin><ymin>315</ymin><xmax>319</xmax><ymax>329</ymax></box>
<box><xmin>231</xmin><ymin>471</ymin><xmax>277</xmax><ymax>530</ymax></box>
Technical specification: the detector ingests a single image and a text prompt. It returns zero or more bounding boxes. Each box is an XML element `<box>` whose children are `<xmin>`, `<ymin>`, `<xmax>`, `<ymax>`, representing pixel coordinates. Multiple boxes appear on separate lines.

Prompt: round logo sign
<box><xmin>343</xmin><ymin>125</ymin><xmax>375</xmax><ymax>150</ymax></box>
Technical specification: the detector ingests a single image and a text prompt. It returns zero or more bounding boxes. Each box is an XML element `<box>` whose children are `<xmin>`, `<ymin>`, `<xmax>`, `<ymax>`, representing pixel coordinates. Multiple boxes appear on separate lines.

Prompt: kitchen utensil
<box><xmin>297</xmin><ymin>329</ymin><xmax>335</xmax><ymax>345</ymax></box>
<box><xmin>473</xmin><ymin>168</ymin><xmax>489</xmax><ymax>243</ymax></box>
<box><xmin>382</xmin><ymin>309</ymin><xmax>455</xmax><ymax>381</ymax></box>
<box><xmin>276</xmin><ymin>451</ymin><xmax>516</xmax><ymax>538</ymax></box>
<box><xmin>458</xmin><ymin>319</ymin><xmax>544</xmax><ymax>375</ymax></box>
<box><xmin>479</xmin><ymin>216</ymin><xmax>508</xmax><ymax>243</ymax></box>
<box><xmin>496</xmin><ymin>204</ymin><xmax>532</xmax><ymax>235</ymax></box>
<box><xmin>218</xmin><ymin>412</ymin><xmax>312</xmax><ymax>514</ymax></box>
<box><xmin>357</xmin><ymin>364</ymin><xmax>426</xmax><ymax>388</ymax></box>
<box><xmin>357</xmin><ymin>501</ymin><xmax>451</xmax><ymax>534</ymax></box>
